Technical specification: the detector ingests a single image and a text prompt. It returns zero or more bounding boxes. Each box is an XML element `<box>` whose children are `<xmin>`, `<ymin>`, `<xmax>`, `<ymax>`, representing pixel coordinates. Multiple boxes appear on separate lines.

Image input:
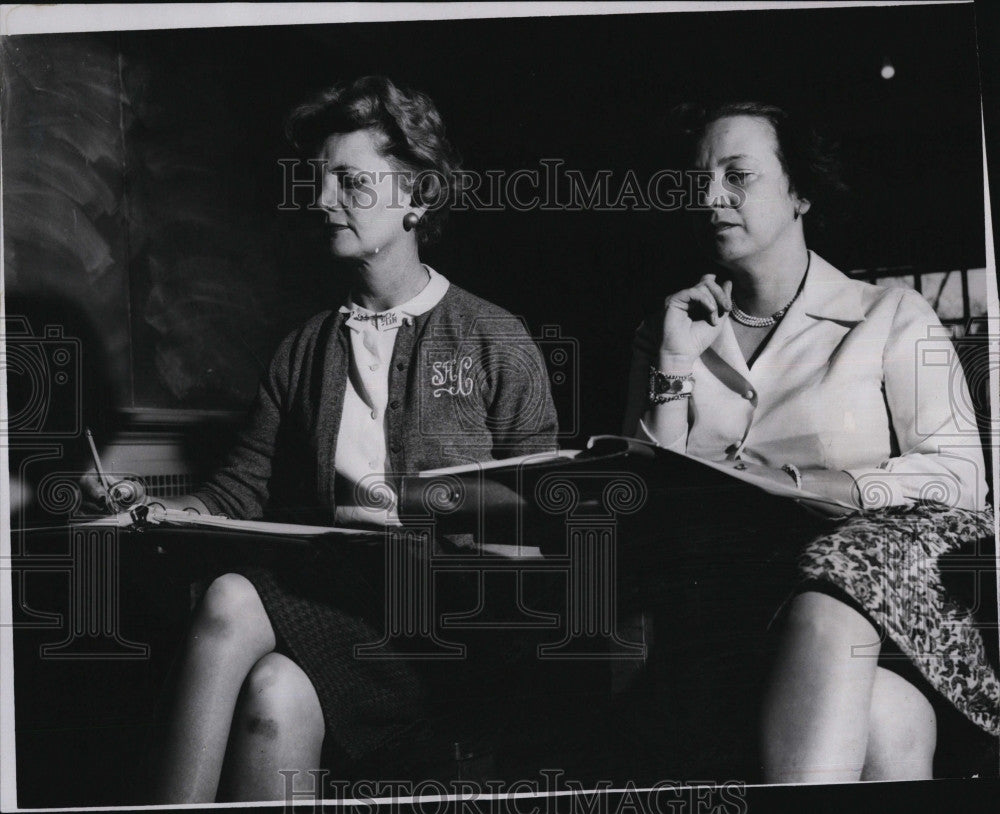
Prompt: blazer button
<box><xmin>389</xmin><ymin>400</ymin><xmax>400</xmax><ymax>410</ymax></box>
<box><xmin>396</xmin><ymin>362</ymin><xmax>407</xmax><ymax>371</ymax></box>
<box><xmin>390</xmin><ymin>442</ymin><xmax>402</xmax><ymax>453</ymax></box>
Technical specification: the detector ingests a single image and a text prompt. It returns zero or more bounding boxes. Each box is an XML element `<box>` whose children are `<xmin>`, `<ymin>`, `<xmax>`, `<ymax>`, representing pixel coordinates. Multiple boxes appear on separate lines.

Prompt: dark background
<box><xmin>2</xmin><ymin>1</ymin><xmax>988</xmax><ymax>445</ymax></box>
<box><xmin>4</xmin><ymin>1</ymin><xmax>999</xmax><ymax>810</ymax></box>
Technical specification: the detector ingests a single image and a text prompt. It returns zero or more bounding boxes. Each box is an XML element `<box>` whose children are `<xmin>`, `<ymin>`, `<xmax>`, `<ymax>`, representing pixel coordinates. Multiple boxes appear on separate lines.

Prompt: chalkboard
<box><xmin>2</xmin><ymin>32</ymin><xmax>326</xmax><ymax>416</ymax></box>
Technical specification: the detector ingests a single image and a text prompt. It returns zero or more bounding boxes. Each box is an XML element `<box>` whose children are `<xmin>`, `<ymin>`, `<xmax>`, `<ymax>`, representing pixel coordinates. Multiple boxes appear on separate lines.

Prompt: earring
<box><xmin>793</xmin><ymin>208</ymin><xmax>800</xmax><ymax>221</ymax></box>
<box><xmin>402</xmin><ymin>212</ymin><xmax>420</xmax><ymax>232</ymax></box>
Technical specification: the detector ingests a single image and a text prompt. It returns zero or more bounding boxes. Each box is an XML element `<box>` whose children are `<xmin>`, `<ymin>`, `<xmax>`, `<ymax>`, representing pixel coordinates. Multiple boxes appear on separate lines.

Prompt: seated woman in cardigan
<box><xmin>129</xmin><ymin>76</ymin><xmax>558</xmax><ymax>803</ymax></box>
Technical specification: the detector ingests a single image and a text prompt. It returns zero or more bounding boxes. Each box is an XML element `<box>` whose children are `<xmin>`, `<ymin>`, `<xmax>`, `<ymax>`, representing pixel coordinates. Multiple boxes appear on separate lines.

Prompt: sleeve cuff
<box><xmin>189</xmin><ymin>489</ymin><xmax>224</xmax><ymax>516</ymax></box>
<box><xmin>843</xmin><ymin>465</ymin><xmax>906</xmax><ymax>509</ymax></box>
<box><xmin>637</xmin><ymin>417</ymin><xmax>686</xmax><ymax>453</ymax></box>
<box><xmin>845</xmin><ymin>454</ymin><xmax>987</xmax><ymax>511</ymax></box>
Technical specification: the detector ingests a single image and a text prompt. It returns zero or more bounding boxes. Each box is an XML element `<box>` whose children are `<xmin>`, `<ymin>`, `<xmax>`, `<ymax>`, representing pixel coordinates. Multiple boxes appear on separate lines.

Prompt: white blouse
<box><xmin>626</xmin><ymin>252</ymin><xmax>989</xmax><ymax>511</ymax></box>
<box><xmin>334</xmin><ymin>266</ymin><xmax>450</xmax><ymax>525</ymax></box>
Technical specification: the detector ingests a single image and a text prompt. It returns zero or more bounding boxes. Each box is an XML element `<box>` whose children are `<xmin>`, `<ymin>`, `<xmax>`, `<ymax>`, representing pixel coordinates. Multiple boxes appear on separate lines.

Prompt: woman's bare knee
<box><xmin>762</xmin><ymin>590</ymin><xmax>883</xmax><ymax>783</ymax></box>
<box><xmin>783</xmin><ymin>591</ymin><xmax>879</xmax><ymax>651</ymax></box>
<box><xmin>862</xmin><ymin>668</ymin><xmax>936</xmax><ymax>781</ymax></box>
<box><xmin>218</xmin><ymin>654</ymin><xmax>324</xmax><ymax>802</ymax></box>
<box><xmin>192</xmin><ymin>574</ymin><xmax>276</xmax><ymax>654</ymax></box>
<box><xmin>236</xmin><ymin>653</ymin><xmax>324</xmax><ymax>746</ymax></box>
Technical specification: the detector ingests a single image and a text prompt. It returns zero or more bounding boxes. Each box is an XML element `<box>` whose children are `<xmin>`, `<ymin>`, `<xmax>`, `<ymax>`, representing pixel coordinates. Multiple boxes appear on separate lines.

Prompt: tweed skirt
<box><xmin>236</xmin><ymin>538</ymin><xmax>597</xmax><ymax>780</ymax></box>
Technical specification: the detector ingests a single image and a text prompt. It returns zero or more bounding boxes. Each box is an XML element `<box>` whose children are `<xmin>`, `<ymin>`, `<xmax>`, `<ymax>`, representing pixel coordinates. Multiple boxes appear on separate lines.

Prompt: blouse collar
<box><xmin>799</xmin><ymin>251</ymin><xmax>867</xmax><ymax>324</ymax></box>
<box><xmin>340</xmin><ymin>266</ymin><xmax>450</xmax><ymax>332</ymax></box>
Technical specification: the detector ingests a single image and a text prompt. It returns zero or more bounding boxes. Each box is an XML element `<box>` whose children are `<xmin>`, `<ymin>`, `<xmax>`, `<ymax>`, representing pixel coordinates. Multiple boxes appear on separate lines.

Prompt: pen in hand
<box><xmin>85</xmin><ymin>427</ymin><xmax>113</xmax><ymax>508</ymax></box>
<box><xmin>84</xmin><ymin>428</ymin><xmax>147</xmax><ymax>513</ymax></box>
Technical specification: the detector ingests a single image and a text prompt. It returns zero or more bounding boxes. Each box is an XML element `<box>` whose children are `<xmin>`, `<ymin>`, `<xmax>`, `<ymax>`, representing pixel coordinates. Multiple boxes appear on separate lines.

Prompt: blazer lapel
<box><xmin>800</xmin><ymin>252</ymin><xmax>867</xmax><ymax>324</ymax></box>
<box><xmin>752</xmin><ymin>252</ymin><xmax>866</xmax><ymax>371</ymax></box>
<box><xmin>703</xmin><ymin>318</ymin><xmax>754</xmax><ymax>394</ymax></box>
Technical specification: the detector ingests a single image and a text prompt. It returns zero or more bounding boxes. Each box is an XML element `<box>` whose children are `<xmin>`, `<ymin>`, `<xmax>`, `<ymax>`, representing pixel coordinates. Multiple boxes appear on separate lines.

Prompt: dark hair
<box><xmin>670</xmin><ymin>101</ymin><xmax>848</xmax><ymax>230</ymax></box>
<box><xmin>286</xmin><ymin>76</ymin><xmax>461</xmax><ymax>245</ymax></box>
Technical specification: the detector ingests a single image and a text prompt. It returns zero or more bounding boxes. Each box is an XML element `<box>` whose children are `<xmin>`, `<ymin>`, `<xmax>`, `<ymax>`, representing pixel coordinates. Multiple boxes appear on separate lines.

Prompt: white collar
<box><xmin>705</xmin><ymin>251</ymin><xmax>865</xmax><ymax>381</ymax></box>
<box><xmin>800</xmin><ymin>251</ymin><xmax>867</xmax><ymax>324</ymax></box>
<box><xmin>340</xmin><ymin>266</ymin><xmax>450</xmax><ymax>332</ymax></box>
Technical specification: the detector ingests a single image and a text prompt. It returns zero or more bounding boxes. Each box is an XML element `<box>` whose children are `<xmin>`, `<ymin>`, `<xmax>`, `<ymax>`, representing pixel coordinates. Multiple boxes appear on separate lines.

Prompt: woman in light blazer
<box><xmin>625</xmin><ymin>102</ymin><xmax>996</xmax><ymax>782</ymax></box>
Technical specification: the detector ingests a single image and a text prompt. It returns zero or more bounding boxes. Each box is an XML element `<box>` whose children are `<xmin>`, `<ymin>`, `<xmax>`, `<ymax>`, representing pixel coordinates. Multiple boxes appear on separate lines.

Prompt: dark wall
<box><xmin>3</xmin><ymin>4</ymin><xmax>987</xmax><ymax>444</ymax></box>
<box><xmin>2</xmin><ymin>6</ymin><xmax>996</xmax><ymax>808</ymax></box>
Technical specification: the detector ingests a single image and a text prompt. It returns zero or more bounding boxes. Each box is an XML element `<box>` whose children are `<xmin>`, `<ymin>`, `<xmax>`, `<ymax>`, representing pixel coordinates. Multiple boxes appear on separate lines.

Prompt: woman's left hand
<box><xmin>728</xmin><ymin>461</ymin><xmax>862</xmax><ymax>507</ymax></box>
<box><xmin>727</xmin><ymin>460</ymin><xmax>798</xmax><ymax>488</ymax></box>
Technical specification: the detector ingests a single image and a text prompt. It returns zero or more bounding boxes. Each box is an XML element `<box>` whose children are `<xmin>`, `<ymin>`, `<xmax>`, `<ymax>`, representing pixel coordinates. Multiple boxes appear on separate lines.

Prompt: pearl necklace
<box><xmin>729</xmin><ymin>254</ymin><xmax>810</xmax><ymax>328</ymax></box>
<box><xmin>729</xmin><ymin>294</ymin><xmax>798</xmax><ymax>327</ymax></box>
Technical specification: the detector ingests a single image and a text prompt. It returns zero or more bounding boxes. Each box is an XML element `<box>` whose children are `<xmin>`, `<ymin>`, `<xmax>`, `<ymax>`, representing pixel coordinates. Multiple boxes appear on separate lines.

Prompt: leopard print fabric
<box><xmin>797</xmin><ymin>504</ymin><xmax>999</xmax><ymax>735</ymax></box>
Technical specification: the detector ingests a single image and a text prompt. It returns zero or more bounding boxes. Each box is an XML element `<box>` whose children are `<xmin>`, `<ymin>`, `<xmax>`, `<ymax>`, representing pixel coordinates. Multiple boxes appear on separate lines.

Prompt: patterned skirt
<box><xmin>613</xmin><ymin>494</ymin><xmax>998</xmax><ymax>777</ymax></box>
<box><xmin>796</xmin><ymin>503</ymin><xmax>998</xmax><ymax>736</ymax></box>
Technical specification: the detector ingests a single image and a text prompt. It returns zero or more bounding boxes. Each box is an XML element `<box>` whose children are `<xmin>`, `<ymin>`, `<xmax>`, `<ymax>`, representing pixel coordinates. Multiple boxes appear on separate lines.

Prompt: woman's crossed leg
<box><xmin>761</xmin><ymin>590</ymin><xmax>935</xmax><ymax>783</ymax></box>
<box><xmin>153</xmin><ymin>573</ymin><xmax>324</xmax><ymax>803</ymax></box>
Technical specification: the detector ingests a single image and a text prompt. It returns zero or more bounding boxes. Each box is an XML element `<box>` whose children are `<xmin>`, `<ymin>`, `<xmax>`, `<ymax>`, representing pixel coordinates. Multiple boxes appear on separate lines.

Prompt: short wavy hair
<box><xmin>286</xmin><ymin>76</ymin><xmax>461</xmax><ymax>245</ymax></box>
<box><xmin>670</xmin><ymin>101</ymin><xmax>848</xmax><ymax>230</ymax></box>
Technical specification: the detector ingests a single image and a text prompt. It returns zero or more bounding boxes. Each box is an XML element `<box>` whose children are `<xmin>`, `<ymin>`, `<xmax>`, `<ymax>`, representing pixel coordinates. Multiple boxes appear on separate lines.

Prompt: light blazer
<box><xmin>626</xmin><ymin>252</ymin><xmax>989</xmax><ymax>510</ymax></box>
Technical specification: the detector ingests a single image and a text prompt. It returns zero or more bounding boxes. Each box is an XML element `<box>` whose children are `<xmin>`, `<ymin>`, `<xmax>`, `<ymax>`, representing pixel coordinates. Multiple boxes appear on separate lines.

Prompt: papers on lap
<box><xmin>419</xmin><ymin>449</ymin><xmax>580</xmax><ymax>476</ymax></box>
<box><xmin>76</xmin><ymin>437</ymin><xmax>853</xmax><ymax>543</ymax></box>
<box><xmin>593</xmin><ymin>436</ymin><xmax>856</xmax><ymax>517</ymax></box>
<box><xmin>77</xmin><ymin>509</ymin><xmax>386</xmax><ymax>537</ymax></box>
<box><xmin>413</xmin><ymin>436</ymin><xmax>856</xmax><ymax>519</ymax></box>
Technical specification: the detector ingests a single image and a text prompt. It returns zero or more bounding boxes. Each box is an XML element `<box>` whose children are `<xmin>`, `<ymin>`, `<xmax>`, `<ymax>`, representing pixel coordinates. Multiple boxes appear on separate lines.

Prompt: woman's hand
<box><xmin>726</xmin><ymin>460</ymin><xmax>798</xmax><ymax>488</ymax></box>
<box><xmin>79</xmin><ymin>468</ymin><xmax>211</xmax><ymax>516</ymax></box>
<box><xmin>729</xmin><ymin>461</ymin><xmax>863</xmax><ymax>508</ymax></box>
<box><xmin>79</xmin><ymin>468</ymin><xmax>112</xmax><ymax>511</ymax></box>
<box><xmin>661</xmin><ymin>273</ymin><xmax>733</xmax><ymax>358</ymax></box>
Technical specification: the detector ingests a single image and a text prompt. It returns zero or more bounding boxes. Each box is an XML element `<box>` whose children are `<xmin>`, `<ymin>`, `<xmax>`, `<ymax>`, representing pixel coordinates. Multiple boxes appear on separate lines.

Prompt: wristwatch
<box><xmin>648</xmin><ymin>366</ymin><xmax>694</xmax><ymax>404</ymax></box>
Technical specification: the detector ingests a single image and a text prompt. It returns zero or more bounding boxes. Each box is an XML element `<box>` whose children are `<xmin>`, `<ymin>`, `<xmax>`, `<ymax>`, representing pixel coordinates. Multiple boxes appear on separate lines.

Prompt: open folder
<box><xmin>73</xmin><ymin>436</ymin><xmax>854</xmax><ymax>544</ymax></box>
<box><xmin>76</xmin><ymin>510</ymin><xmax>385</xmax><ymax>544</ymax></box>
<box><xmin>400</xmin><ymin>435</ymin><xmax>856</xmax><ymax>530</ymax></box>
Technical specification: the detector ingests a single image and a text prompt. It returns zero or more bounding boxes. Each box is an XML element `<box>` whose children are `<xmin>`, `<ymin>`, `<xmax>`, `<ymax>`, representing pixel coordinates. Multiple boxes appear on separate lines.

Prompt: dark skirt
<box><xmin>238</xmin><ymin>543</ymin><xmax>425</xmax><ymax>773</ymax></box>
<box><xmin>237</xmin><ymin>535</ymin><xmax>602</xmax><ymax>781</ymax></box>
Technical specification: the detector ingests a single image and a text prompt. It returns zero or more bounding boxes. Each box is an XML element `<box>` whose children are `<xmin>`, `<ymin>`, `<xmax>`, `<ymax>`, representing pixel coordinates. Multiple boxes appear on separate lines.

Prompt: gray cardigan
<box><xmin>193</xmin><ymin>283</ymin><xmax>559</xmax><ymax>524</ymax></box>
